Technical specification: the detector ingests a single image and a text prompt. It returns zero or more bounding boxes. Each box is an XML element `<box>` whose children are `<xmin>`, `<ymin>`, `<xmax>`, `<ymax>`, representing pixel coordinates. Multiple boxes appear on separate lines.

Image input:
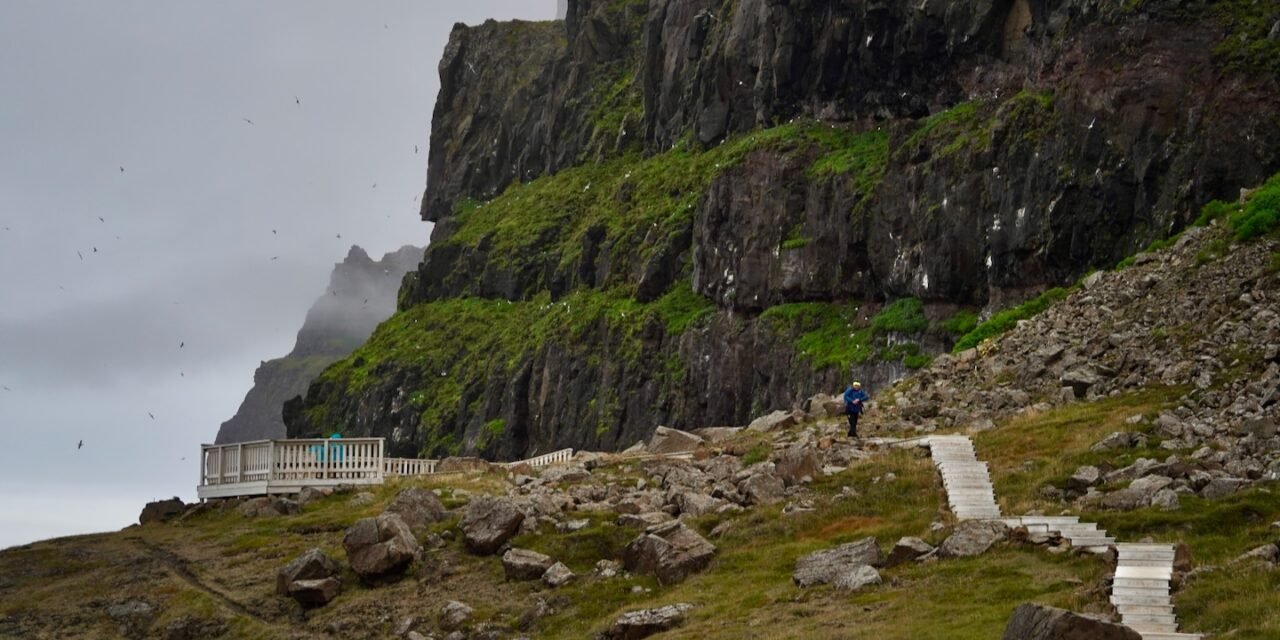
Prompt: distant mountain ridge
<box><xmin>214</xmin><ymin>245</ymin><xmax>422</xmax><ymax>444</ymax></box>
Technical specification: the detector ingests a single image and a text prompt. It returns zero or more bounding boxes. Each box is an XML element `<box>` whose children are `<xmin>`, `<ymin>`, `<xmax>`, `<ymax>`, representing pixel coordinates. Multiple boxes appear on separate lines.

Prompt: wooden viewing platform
<box><xmin>197</xmin><ymin>438</ymin><xmax>574</xmax><ymax>500</ymax></box>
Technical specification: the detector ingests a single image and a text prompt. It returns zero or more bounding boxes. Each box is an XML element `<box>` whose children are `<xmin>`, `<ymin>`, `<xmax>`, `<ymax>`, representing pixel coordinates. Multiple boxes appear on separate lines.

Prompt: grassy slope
<box><xmin>4</xmin><ymin>387</ymin><xmax>1279</xmax><ymax>638</ymax></box>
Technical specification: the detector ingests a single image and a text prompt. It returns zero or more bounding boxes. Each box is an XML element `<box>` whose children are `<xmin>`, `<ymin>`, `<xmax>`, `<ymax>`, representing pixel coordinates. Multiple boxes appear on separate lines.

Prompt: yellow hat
<box><xmin>852</xmin><ymin>381</ymin><xmax>862</xmax><ymax>387</ymax></box>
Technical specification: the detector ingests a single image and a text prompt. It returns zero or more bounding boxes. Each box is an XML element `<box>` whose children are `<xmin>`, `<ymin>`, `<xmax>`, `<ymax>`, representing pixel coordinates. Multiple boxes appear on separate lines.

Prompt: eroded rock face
<box><xmin>604</xmin><ymin>603</ymin><xmax>694</xmax><ymax>640</ymax></box>
<box><xmin>939</xmin><ymin>521</ymin><xmax>1010</xmax><ymax>558</ymax></box>
<box><xmin>793</xmin><ymin>538</ymin><xmax>885</xmax><ymax>587</ymax></box>
<box><xmin>1001</xmin><ymin>603</ymin><xmax>1142</xmax><ymax>640</ymax></box>
<box><xmin>276</xmin><ymin>548</ymin><xmax>342</xmax><ymax>607</ymax></box>
<box><xmin>342</xmin><ymin>513</ymin><xmax>421</xmax><ymax>581</ymax></box>
<box><xmin>461</xmin><ymin>496</ymin><xmax>526</xmax><ymax>555</ymax></box>
<box><xmin>623</xmin><ymin>521</ymin><xmax>716</xmax><ymax>585</ymax></box>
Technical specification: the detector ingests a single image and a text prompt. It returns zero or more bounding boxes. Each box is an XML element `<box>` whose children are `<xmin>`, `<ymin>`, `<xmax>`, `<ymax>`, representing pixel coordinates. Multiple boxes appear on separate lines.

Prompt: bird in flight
<box><xmin>336</xmin><ymin>233</ymin><xmax>342</xmax><ymax>239</ymax></box>
<box><xmin>1</xmin><ymin>386</ymin><xmax>9</xmax><ymax>391</ymax></box>
<box><xmin>78</xmin><ymin>440</ymin><xmax>83</xmax><ymax>450</ymax></box>
<box><xmin>414</xmin><ymin>145</ymin><xmax>418</xmax><ymax>154</ymax></box>
<box><xmin>271</xmin><ymin>256</ymin><xmax>279</xmax><ymax>261</ymax></box>
<box><xmin>93</xmin><ymin>247</ymin><xmax>98</xmax><ymax>253</ymax></box>
<box><xmin>98</xmin><ymin>216</ymin><xmax>105</xmax><ymax>223</ymax></box>
<box><xmin>295</xmin><ymin>96</ymin><xmax>300</xmax><ymax>105</ymax></box>
<box><xmin>179</xmin><ymin>341</ymin><xmax>184</xmax><ymax>349</ymax></box>
<box><xmin>119</xmin><ymin>166</ymin><xmax>125</xmax><ymax>173</ymax></box>
<box><xmin>272</xmin><ymin>229</ymin><xmax>277</xmax><ymax>235</ymax></box>
<box><xmin>242</xmin><ymin>118</ymin><xmax>255</xmax><ymax>125</ymax></box>
<box><xmin>148</xmin><ymin>412</ymin><xmax>154</xmax><ymax>419</ymax></box>
<box><xmin>77</xmin><ymin>251</ymin><xmax>83</xmax><ymax>260</ymax></box>
<box><xmin>363</xmin><ymin>299</ymin><xmax>368</xmax><ymax>305</ymax></box>
<box><xmin>180</xmin><ymin>371</ymin><xmax>185</xmax><ymax>377</ymax></box>
<box><xmin>371</xmin><ymin>183</ymin><xmax>377</xmax><ymax>189</ymax></box>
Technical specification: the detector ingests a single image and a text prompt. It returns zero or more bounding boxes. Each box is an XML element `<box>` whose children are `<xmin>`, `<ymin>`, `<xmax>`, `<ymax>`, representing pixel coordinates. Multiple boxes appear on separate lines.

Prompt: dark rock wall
<box><xmin>286</xmin><ymin>0</ymin><xmax>1280</xmax><ymax>459</ymax></box>
<box><xmin>215</xmin><ymin>245</ymin><xmax>422</xmax><ymax>444</ymax></box>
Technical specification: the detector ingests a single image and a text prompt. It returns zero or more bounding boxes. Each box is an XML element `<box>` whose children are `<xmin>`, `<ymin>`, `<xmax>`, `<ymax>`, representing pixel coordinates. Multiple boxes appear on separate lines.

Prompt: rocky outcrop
<box><xmin>385</xmin><ymin>488</ymin><xmax>447</xmax><ymax>534</ymax></box>
<box><xmin>502</xmin><ymin>548</ymin><xmax>555</xmax><ymax>581</ymax></box>
<box><xmin>216</xmin><ymin>245</ymin><xmax>420</xmax><ymax>443</ymax></box>
<box><xmin>342</xmin><ymin>513</ymin><xmax>421</xmax><ymax>582</ymax></box>
<box><xmin>139</xmin><ymin>498</ymin><xmax>184</xmax><ymax>525</ymax></box>
<box><xmin>1001</xmin><ymin>603</ymin><xmax>1141</xmax><ymax>640</ymax></box>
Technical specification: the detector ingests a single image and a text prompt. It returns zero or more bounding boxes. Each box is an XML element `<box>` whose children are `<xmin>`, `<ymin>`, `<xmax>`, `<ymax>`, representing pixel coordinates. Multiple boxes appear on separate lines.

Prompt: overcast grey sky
<box><xmin>0</xmin><ymin>1</ymin><xmax>554</xmax><ymax>549</ymax></box>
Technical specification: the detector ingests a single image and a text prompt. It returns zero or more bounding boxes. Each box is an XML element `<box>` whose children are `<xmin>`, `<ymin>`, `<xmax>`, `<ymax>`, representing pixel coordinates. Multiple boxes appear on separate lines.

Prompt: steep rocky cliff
<box><xmin>286</xmin><ymin>0</ymin><xmax>1280</xmax><ymax>459</ymax></box>
<box><xmin>215</xmin><ymin>245</ymin><xmax>421</xmax><ymax>443</ymax></box>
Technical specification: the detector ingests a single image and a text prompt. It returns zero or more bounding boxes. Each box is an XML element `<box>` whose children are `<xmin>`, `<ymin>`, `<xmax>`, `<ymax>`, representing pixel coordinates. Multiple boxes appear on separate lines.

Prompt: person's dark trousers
<box><xmin>847</xmin><ymin>411</ymin><xmax>860</xmax><ymax>437</ymax></box>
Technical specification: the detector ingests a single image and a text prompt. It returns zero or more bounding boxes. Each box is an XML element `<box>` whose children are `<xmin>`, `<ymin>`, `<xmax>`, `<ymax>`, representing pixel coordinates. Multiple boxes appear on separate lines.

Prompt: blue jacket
<box><xmin>843</xmin><ymin>387</ymin><xmax>869</xmax><ymax>415</ymax></box>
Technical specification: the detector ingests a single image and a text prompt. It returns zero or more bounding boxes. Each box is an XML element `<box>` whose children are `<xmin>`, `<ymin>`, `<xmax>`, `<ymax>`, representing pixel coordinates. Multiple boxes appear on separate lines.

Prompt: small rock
<box><xmin>1235</xmin><ymin>543</ymin><xmax>1280</xmax><ymax>565</ymax></box>
<box><xmin>1067</xmin><ymin>466</ymin><xmax>1101</xmax><ymax>492</ymax></box>
<box><xmin>439</xmin><ymin>600</ymin><xmax>474</xmax><ymax>632</ymax></box>
<box><xmin>502</xmin><ymin>548</ymin><xmax>555</xmax><ymax>581</ymax></box>
<box><xmin>772</xmin><ymin>446</ymin><xmax>822</xmax><ymax>487</ymax></box>
<box><xmin>885</xmin><ymin>537</ymin><xmax>935</xmax><ymax>567</ymax></box>
<box><xmin>542</xmin><ymin>561</ymin><xmax>575</xmax><ymax>587</ymax></box>
<box><xmin>737</xmin><ymin>472</ymin><xmax>785</xmax><ymax>505</ymax></box>
<box><xmin>604</xmin><ymin>603</ymin><xmax>694</xmax><ymax>639</ymax></box>
<box><xmin>1151</xmin><ymin>488</ymin><xmax>1180</xmax><ymax>510</ymax></box>
<box><xmin>594</xmin><ymin>559</ymin><xmax>622</xmax><ymax>578</ymax></box>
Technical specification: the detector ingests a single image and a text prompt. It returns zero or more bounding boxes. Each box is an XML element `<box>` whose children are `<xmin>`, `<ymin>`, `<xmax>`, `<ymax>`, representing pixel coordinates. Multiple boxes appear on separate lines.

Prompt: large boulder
<box><xmin>276</xmin><ymin>548</ymin><xmax>342</xmax><ymax>607</ymax></box>
<box><xmin>139</xmin><ymin>498</ymin><xmax>185</xmax><ymax>525</ymax></box>
<box><xmin>502</xmin><ymin>548</ymin><xmax>555</xmax><ymax>581</ymax></box>
<box><xmin>623</xmin><ymin>521</ymin><xmax>716</xmax><ymax>585</ymax></box>
<box><xmin>1001</xmin><ymin>603</ymin><xmax>1142</xmax><ymax>640</ymax></box>
<box><xmin>747</xmin><ymin>410</ymin><xmax>801</xmax><ymax>432</ymax></box>
<box><xmin>385</xmin><ymin>487</ymin><xmax>447</xmax><ymax>533</ymax></box>
<box><xmin>460</xmin><ymin>495</ymin><xmax>525</xmax><ymax>555</ymax></box>
<box><xmin>939</xmin><ymin>521</ymin><xmax>1010</xmax><ymax>558</ymax></box>
<box><xmin>604</xmin><ymin>603</ymin><xmax>694</xmax><ymax>640</ymax></box>
<box><xmin>832</xmin><ymin>565</ymin><xmax>882</xmax><ymax>592</ymax></box>
<box><xmin>1060</xmin><ymin>367</ymin><xmax>1106</xmax><ymax>398</ymax></box>
<box><xmin>773</xmin><ymin>447</ymin><xmax>822</xmax><ymax>487</ymax></box>
<box><xmin>793</xmin><ymin>538</ymin><xmax>885</xmax><ymax>587</ymax></box>
<box><xmin>342</xmin><ymin>513</ymin><xmax>421</xmax><ymax>581</ymax></box>
<box><xmin>648</xmin><ymin>426</ymin><xmax>705</xmax><ymax>455</ymax></box>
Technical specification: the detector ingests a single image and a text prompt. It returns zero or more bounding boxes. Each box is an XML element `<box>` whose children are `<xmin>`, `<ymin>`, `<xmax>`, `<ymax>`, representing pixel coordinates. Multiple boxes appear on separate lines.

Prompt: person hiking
<box><xmin>843</xmin><ymin>381</ymin><xmax>869</xmax><ymax>439</ymax></box>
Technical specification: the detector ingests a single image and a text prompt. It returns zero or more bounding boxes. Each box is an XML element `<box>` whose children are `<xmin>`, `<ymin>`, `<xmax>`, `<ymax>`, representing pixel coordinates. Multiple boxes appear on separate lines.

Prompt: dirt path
<box><xmin>129</xmin><ymin>537</ymin><xmax>272</xmax><ymax>625</ymax></box>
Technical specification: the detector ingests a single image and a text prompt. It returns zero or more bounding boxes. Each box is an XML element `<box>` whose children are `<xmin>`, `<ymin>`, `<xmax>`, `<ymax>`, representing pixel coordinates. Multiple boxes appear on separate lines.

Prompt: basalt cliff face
<box><xmin>215</xmin><ymin>245</ymin><xmax>421</xmax><ymax>444</ymax></box>
<box><xmin>286</xmin><ymin>0</ymin><xmax>1280</xmax><ymax>459</ymax></box>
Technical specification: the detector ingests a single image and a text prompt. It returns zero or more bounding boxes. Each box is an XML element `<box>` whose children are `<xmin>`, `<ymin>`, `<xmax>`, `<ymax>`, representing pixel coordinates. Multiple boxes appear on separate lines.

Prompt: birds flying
<box><xmin>98</xmin><ymin>216</ymin><xmax>105</xmax><ymax>223</ymax></box>
<box><xmin>77</xmin><ymin>251</ymin><xmax>83</xmax><ymax>260</ymax></box>
<box><xmin>1</xmin><ymin>386</ymin><xmax>9</xmax><ymax>391</ymax></box>
<box><xmin>148</xmin><ymin>412</ymin><xmax>154</xmax><ymax>419</ymax></box>
<box><xmin>271</xmin><ymin>256</ymin><xmax>279</xmax><ymax>261</ymax></box>
<box><xmin>119</xmin><ymin>166</ymin><xmax>125</xmax><ymax>173</ymax></box>
<box><xmin>295</xmin><ymin>96</ymin><xmax>300</xmax><ymax>105</ymax></box>
<box><xmin>179</xmin><ymin>341</ymin><xmax>184</xmax><ymax>349</ymax></box>
<box><xmin>78</xmin><ymin>440</ymin><xmax>83</xmax><ymax>450</ymax></box>
<box><xmin>242</xmin><ymin>118</ymin><xmax>255</xmax><ymax>125</ymax></box>
<box><xmin>272</xmin><ymin>229</ymin><xmax>277</xmax><ymax>235</ymax></box>
<box><xmin>414</xmin><ymin>145</ymin><xmax>418</xmax><ymax>154</ymax></box>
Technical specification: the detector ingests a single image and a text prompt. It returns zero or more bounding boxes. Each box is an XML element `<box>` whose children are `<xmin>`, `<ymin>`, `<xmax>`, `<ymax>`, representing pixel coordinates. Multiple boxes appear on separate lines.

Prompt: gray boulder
<box><xmin>623</xmin><ymin>521</ymin><xmax>716</xmax><ymax>585</ymax></box>
<box><xmin>238</xmin><ymin>496</ymin><xmax>299</xmax><ymax>519</ymax></box>
<box><xmin>648</xmin><ymin>426</ymin><xmax>704</xmax><ymax>454</ymax></box>
<box><xmin>1200</xmin><ymin>477</ymin><xmax>1248</xmax><ymax>499</ymax></box>
<box><xmin>885</xmin><ymin>537</ymin><xmax>935</xmax><ymax>567</ymax></box>
<box><xmin>1066</xmin><ymin>466</ymin><xmax>1101</xmax><ymax>492</ymax></box>
<box><xmin>1234</xmin><ymin>543</ymin><xmax>1280</xmax><ymax>565</ymax></box>
<box><xmin>139</xmin><ymin>498</ymin><xmax>185</xmax><ymax>525</ymax></box>
<box><xmin>1060</xmin><ymin>367</ymin><xmax>1105</xmax><ymax>398</ymax></box>
<box><xmin>385</xmin><ymin>487</ymin><xmax>447</xmax><ymax>533</ymax></box>
<box><xmin>747</xmin><ymin>410</ymin><xmax>800</xmax><ymax>432</ymax></box>
<box><xmin>542</xmin><ymin>561</ymin><xmax>575</xmax><ymax>587</ymax></box>
<box><xmin>342</xmin><ymin>512</ymin><xmax>421</xmax><ymax>581</ymax></box>
<box><xmin>461</xmin><ymin>495</ymin><xmax>526</xmax><ymax>555</ymax></box>
<box><xmin>604</xmin><ymin>603</ymin><xmax>694</xmax><ymax>640</ymax></box>
<box><xmin>793</xmin><ymin>538</ymin><xmax>885</xmax><ymax>587</ymax></box>
<box><xmin>939</xmin><ymin>521</ymin><xmax>1010</xmax><ymax>558</ymax></box>
<box><xmin>439</xmin><ymin>600</ymin><xmax>473</xmax><ymax>632</ymax></box>
<box><xmin>1001</xmin><ymin>603</ymin><xmax>1141</xmax><ymax>640</ymax></box>
<box><xmin>737</xmin><ymin>472</ymin><xmax>785</xmax><ymax>505</ymax></box>
<box><xmin>502</xmin><ymin>548</ymin><xmax>555</xmax><ymax>581</ymax></box>
<box><xmin>832</xmin><ymin>565</ymin><xmax>882</xmax><ymax>592</ymax></box>
<box><xmin>773</xmin><ymin>447</ymin><xmax>822</xmax><ymax>487</ymax></box>
<box><xmin>1151</xmin><ymin>488</ymin><xmax>1180</xmax><ymax>510</ymax></box>
<box><xmin>675</xmin><ymin>492</ymin><xmax>725</xmax><ymax>517</ymax></box>
<box><xmin>276</xmin><ymin>548</ymin><xmax>342</xmax><ymax>607</ymax></box>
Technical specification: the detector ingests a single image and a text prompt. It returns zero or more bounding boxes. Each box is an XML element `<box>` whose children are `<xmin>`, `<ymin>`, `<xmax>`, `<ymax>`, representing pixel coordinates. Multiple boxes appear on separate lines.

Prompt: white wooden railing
<box><xmin>510</xmin><ymin>448</ymin><xmax>575</xmax><ymax>468</ymax></box>
<box><xmin>198</xmin><ymin>439</ymin><xmax>576</xmax><ymax>499</ymax></box>
<box><xmin>385</xmin><ymin>457</ymin><xmax>439</xmax><ymax>476</ymax></box>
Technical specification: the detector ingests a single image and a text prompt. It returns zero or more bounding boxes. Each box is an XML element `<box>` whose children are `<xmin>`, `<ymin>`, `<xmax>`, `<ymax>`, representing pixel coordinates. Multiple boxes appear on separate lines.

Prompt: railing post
<box><xmin>236</xmin><ymin>443</ymin><xmax>244</xmax><ymax>483</ymax></box>
<box><xmin>217</xmin><ymin>447</ymin><xmax>225</xmax><ymax>485</ymax></box>
<box><xmin>266</xmin><ymin>441</ymin><xmax>275</xmax><ymax>484</ymax></box>
<box><xmin>324</xmin><ymin>440</ymin><xmax>330</xmax><ymax>481</ymax></box>
<box><xmin>377</xmin><ymin>439</ymin><xmax>385</xmax><ymax>482</ymax></box>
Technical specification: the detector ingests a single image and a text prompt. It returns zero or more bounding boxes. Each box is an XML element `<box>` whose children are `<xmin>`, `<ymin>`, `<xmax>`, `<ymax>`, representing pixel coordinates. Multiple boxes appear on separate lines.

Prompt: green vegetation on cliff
<box><xmin>761</xmin><ymin>297</ymin><xmax>935</xmax><ymax>371</ymax></box>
